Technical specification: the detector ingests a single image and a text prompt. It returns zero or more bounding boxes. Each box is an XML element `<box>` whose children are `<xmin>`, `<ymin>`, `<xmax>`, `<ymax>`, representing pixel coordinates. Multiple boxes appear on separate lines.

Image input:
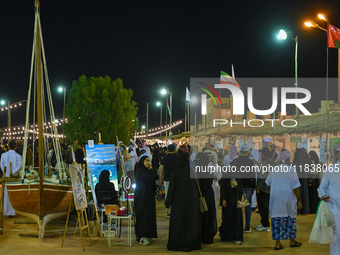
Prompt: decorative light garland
<box><xmin>135</xmin><ymin>120</ymin><xmax>183</xmax><ymax>138</ymax></box>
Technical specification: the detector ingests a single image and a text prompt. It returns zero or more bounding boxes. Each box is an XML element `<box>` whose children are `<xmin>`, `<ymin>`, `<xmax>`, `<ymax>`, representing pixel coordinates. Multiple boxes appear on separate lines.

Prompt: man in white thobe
<box><xmin>318</xmin><ymin>146</ymin><xmax>340</xmax><ymax>255</ymax></box>
<box><xmin>1</xmin><ymin>141</ymin><xmax>22</xmax><ymax>217</ymax></box>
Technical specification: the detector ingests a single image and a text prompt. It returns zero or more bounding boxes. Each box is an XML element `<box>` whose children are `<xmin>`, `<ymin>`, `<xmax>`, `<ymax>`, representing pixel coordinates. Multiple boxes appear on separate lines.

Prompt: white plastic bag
<box><xmin>309</xmin><ymin>200</ymin><xmax>335</xmax><ymax>244</ymax></box>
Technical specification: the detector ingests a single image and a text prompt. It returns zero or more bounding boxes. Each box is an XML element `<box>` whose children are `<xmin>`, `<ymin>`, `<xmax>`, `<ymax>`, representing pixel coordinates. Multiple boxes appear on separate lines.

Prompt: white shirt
<box><xmin>318</xmin><ymin>162</ymin><xmax>340</xmax><ymax>215</ymax></box>
<box><xmin>265</xmin><ymin>164</ymin><xmax>301</xmax><ymax>218</ymax></box>
<box><xmin>1</xmin><ymin>150</ymin><xmax>22</xmax><ymax>176</ymax></box>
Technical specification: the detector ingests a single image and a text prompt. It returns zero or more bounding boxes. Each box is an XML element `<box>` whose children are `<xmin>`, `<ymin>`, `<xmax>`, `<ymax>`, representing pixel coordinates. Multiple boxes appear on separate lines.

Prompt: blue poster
<box><xmin>85</xmin><ymin>144</ymin><xmax>118</xmax><ymax>191</ymax></box>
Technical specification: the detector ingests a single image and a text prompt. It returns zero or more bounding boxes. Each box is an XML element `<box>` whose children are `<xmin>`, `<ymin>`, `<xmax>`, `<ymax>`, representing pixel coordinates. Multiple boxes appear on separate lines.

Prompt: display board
<box><xmin>85</xmin><ymin>144</ymin><xmax>118</xmax><ymax>191</ymax></box>
<box><xmin>70</xmin><ymin>164</ymin><xmax>87</xmax><ymax>210</ymax></box>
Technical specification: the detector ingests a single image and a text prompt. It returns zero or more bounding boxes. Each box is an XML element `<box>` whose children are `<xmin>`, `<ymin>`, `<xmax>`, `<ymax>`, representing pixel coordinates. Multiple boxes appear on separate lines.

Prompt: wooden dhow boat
<box><xmin>5</xmin><ymin>0</ymin><xmax>73</xmax><ymax>238</ymax></box>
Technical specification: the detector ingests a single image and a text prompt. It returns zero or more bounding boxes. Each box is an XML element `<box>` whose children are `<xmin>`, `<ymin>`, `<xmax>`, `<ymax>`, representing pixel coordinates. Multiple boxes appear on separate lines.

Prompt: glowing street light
<box><xmin>277</xmin><ymin>29</ymin><xmax>299</xmax><ymax>116</ymax></box>
<box><xmin>0</xmin><ymin>100</ymin><xmax>5</xmax><ymax>106</ymax></box>
<box><xmin>318</xmin><ymin>14</ymin><xmax>329</xmax><ymax>23</ymax></box>
<box><xmin>277</xmin><ymin>29</ymin><xmax>287</xmax><ymax>40</ymax></box>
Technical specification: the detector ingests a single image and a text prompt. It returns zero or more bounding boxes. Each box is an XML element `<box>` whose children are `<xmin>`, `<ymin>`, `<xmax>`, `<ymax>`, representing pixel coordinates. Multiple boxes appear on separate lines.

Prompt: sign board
<box><xmin>70</xmin><ymin>163</ymin><xmax>87</xmax><ymax>211</ymax></box>
<box><xmin>253</xmin><ymin>137</ymin><xmax>262</xmax><ymax>143</ymax></box>
<box><xmin>290</xmin><ymin>136</ymin><xmax>303</xmax><ymax>143</ymax></box>
<box><xmin>88</xmin><ymin>140</ymin><xmax>94</xmax><ymax>148</ymax></box>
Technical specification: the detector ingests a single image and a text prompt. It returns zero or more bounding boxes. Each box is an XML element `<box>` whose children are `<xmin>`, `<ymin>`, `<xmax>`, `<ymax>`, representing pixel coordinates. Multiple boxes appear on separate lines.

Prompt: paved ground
<box><xmin>0</xmin><ymin>199</ymin><xmax>331</xmax><ymax>255</ymax></box>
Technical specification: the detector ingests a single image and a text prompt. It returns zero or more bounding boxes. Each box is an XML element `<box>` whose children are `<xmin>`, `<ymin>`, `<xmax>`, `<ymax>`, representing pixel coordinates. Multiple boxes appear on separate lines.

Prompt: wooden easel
<box><xmin>61</xmin><ymin>197</ymin><xmax>92</xmax><ymax>251</ymax></box>
<box><xmin>83</xmin><ymin>146</ymin><xmax>103</xmax><ymax>240</ymax></box>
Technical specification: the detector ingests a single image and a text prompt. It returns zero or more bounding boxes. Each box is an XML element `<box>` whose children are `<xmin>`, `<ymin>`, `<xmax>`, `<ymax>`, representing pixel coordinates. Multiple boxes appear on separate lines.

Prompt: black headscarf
<box><xmin>98</xmin><ymin>170</ymin><xmax>111</xmax><ymax>189</ymax></box>
<box><xmin>309</xmin><ymin>150</ymin><xmax>320</xmax><ymax>164</ymax></box>
<box><xmin>194</xmin><ymin>152</ymin><xmax>210</xmax><ymax>167</ymax></box>
<box><xmin>177</xmin><ymin>152</ymin><xmax>189</xmax><ymax>168</ymax></box>
<box><xmin>136</xmin><ymin>156</ymin><xmax>155</xmax><ymax>182</ymax></box>
<box><xmin>138</xmin><ymin>156</ymin><xmax>150</xmax><ymax>170</ymax></box>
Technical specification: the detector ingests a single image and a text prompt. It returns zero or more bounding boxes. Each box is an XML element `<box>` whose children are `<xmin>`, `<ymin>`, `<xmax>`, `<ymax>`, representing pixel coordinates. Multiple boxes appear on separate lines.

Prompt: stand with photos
<box><xmin>61</xmin><ymin>164</ymin><xmax>92</xmax><ymax>251</ymax></box>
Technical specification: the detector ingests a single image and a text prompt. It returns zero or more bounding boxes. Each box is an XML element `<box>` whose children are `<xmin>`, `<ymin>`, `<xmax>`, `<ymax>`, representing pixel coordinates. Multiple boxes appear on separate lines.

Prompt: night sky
<box><xmin>1</xmin><ymin>0</ymin><xmax>340</xmax><ymax>131</ymax></box>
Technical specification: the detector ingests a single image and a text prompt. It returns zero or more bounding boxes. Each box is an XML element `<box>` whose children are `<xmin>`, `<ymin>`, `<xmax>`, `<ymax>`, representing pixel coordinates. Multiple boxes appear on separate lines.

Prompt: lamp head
<box><xmin>0</xmin><ymin>100</ymin><xmax>5</xmax><ymax>106</ymax></box>
<box><xmin>58</xmin><ymin>87</ymin><xmax>64</xmax><ymax>92</ymax></box>
<box><xmin>318</xmin><ymin>14</ymin><xmax>329</xmax><ymax>22</ymax></box>
<box><xmin>157</xmin><ymin>102</ymin><xmax>161</xmax><ymax>106</ymax></box>
<box><xmin>161</xmin><ymin>89</ymin><xmax>166</xmax><ymax>95</ymax></box>
<box><xmin>305</xmin><ymin>21</ymin><xmax>317</xmax><ymax>28</ymax></box>
<box><xmin>277</xmin><ymin>29</ymin><xmax>287</xmax><ymax>40</ymax></box>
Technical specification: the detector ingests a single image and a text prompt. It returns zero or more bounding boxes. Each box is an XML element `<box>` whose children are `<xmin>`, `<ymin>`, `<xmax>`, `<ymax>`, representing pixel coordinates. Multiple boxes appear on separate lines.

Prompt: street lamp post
<box><xmin>305</xmin><ymin>14</ymin><xmax>331</xmax><ymax>164</ymax></box>
<box><xmin>157</xmin><ymin>102</ymin><xmax>162</xmax><ymax>137</ymax></box>
<box><xmin>161</xmin><ymin>89</ymin><xmax>173</xmax><ymax>136</ymax></box>
<box><xmin>278</xmin><ymin>29</ymin><xmax>299</xmax><ymax>117</ymax></box>
<box><xmin>142</xmin><ymin>125</ymin><xmax>145</xmax><ymax>137</ymax></box>
<box><xmin>304</xmin><ymin>19</ymin><xmax>329</xmax><ymax>129</ymax></box>
<box><xmin>58</xmin><ymin>86</ymin><xmax>66</xmax><ymax>140</ymax></box>
<box><xmin>0</xmin><ymin>100</ymin><xmax>9</xmax><ymax>142</ymax></box>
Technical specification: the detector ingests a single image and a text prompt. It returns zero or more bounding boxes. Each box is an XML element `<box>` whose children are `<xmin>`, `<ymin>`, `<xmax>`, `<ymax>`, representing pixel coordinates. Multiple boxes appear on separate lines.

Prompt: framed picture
<box><xmin>70</xmin><ymin>163</ymin><xmax>87</xmax><ymax>211</ymax></box>
<box><xmin>85</xmin><ymin>144</ymin><xmax>118</xmax><ymax>191</ymax></box>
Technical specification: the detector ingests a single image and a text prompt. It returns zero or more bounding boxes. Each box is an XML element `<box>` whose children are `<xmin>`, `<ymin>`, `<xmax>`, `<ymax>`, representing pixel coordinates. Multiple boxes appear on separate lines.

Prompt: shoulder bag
<box><xmin>237</xmin><ymin>190</ymin><xmax>250</xmax><ymax>208</ymax></box>
<box><xmin>191</xmin><ymin>167</ymin><xmax>208</xmax><ymax>212</ymax></box>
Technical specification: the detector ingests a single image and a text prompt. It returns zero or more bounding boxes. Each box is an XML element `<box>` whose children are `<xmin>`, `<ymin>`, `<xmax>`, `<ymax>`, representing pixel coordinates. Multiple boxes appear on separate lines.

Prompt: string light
<box><xmin>135</xmin><ymin>120</ymin><xmax>183</xmax><ymax>138</ymax></box>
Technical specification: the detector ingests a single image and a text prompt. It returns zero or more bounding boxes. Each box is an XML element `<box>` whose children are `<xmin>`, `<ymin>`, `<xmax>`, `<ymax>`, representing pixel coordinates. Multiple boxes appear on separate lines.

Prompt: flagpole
<box><xmin>326</xmin><ymin>47</ymin><xmax>329</xmax><ymax>129</ymax></box>
<box><xmin>185</xmin><ymin>99</ymin><xmax>187</xmax><ymax>132</ymax></box>
<box><xmin>170</xmin><ymin>93</ymin><xmax>172</xmax><ymax>136</ymax></box>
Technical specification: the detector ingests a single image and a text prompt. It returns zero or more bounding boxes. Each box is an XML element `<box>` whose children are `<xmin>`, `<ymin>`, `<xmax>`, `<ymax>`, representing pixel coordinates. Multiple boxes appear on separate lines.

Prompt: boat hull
<box><xmin>5</xmin><ymin>181</ymin><xmax>73</xmax><ymax>238</ymax></box>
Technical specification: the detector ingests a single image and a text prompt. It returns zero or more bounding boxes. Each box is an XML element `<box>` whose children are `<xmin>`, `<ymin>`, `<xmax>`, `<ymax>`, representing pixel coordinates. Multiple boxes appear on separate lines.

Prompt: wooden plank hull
<box><xmin>5</xmin><ymin>182</ymin><xmax>73</xmax><ymax>238</ymax></box>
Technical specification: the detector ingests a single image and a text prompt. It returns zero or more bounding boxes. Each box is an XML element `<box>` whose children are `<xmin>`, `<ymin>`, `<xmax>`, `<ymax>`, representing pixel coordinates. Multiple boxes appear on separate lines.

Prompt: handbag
<box><xmin>237</xmin><ymin>190</ymin><xmax>250</xmax><ymax>208</ymax></box>
<box><xmin>191</xmin><ymin>167</ymin><xmax>208</xmax><ymax>212</ymax></box>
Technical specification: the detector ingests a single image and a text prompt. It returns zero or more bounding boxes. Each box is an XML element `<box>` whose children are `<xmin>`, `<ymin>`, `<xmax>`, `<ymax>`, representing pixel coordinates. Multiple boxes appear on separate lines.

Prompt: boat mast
<box><xmin>35</xmin><ymin>0</ymin><xmax>44</xmax><ymax>220</ymax></box>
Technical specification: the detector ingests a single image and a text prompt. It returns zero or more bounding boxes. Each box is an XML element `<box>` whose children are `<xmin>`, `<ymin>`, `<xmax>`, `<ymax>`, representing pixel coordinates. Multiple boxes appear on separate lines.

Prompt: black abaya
<box><xmin>219</xmin><ymin>178</ymin><xmax>243</xmax><ymax>242</ymax></box>
<box><xmin>165</xmin><ymin>166</ymin><xmax>201</xmax><ymax>252</ymax></box>
<box><xmin>199</xmin><ymin>178</ymin><xmax>217</xmax><ymax>244</ymax></box>
<box><xmin>134</xmin><ymin>158</ymin><xmax>158</xmax><ymax>240</ymax></box>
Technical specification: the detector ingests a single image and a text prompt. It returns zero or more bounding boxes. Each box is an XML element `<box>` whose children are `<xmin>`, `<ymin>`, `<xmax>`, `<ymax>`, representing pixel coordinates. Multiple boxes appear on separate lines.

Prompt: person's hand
<box><xmin>256</xmin><ymin>188</ymin><xmax>260</xmax><ymax>194</ymax></box>
<box><xmin>166</xmin><ymin>208</ymin><xmax>170</xmax><ymax>211</ymax></box>
<box><xmin>297</xmin><ymin>201</ymin><xmax>303</xmax><ymax>209</ymax></box>
<box><xmin>213</xmin><ymin>176</ymin><xmax>217</xmax><ymax>181</ymax></box>
<box><xmin>252</xmin><ymin>189</ymin><xmax>255</xmax><ymax>195</ymax></box>
<box><xmin>222</xmin><ymin>199</ymin><xmax>227</xmax><ymax>207</ymax></box>
<box><xmin>322</xmin><ymin>196</ymin><xmax>330</xmax><ymax>202</ymax></box>
<box><xmin>159</xmin><ymin>180</ymin><xmax>163</xmax><ymax>185</ymax></box>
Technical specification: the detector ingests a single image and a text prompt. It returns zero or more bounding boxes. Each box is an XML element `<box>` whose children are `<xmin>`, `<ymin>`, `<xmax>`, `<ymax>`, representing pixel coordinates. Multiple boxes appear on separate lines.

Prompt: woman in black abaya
<box><xmin>165</xmin><ymin>153</ymin><xmax>201</xmax><ymax>252</ymax></box>
<box><xmin>134</xmin><ymin>156</ymin><xmax>158</xmax><ymax>245</ymax></box>
<box><xmin>195</xmin><ymin>152</ymin><xmax>217</xmax><ymax>244</ymax></box>
<box><xmin>219</xmin><ymin>173</ymin><xmax>243</xmax><ymax>244</ymax></box>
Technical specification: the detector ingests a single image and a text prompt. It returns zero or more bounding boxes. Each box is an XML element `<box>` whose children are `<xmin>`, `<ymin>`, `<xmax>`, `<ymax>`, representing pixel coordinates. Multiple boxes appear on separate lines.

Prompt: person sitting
<box><xmin>95</xmin><ymin>170</ymin><xmax>119</xmax><ymax>222</ymax></box>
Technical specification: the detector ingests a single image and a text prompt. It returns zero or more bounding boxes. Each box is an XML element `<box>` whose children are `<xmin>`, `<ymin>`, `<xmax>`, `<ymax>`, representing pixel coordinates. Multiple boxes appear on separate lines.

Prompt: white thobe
<box><xmin>318</xmin><ymin>162</ymin><xmax>340</xmax><ymax>255</ymax></box>
<box><xmin>265</xmin><ymin>164</ymin><xmax>301</xmax><ymax>218</ymax></box>
<box><xmin>1</xmin><ymin>150</ymin><xmax>22</xmax><ymax>216</ymax></box>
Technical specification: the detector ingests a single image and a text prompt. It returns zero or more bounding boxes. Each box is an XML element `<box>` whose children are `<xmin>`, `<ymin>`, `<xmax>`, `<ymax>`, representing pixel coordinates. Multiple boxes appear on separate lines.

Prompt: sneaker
<box><xmin>167</xmin><ymin>213</ymin><xmax>170</xmax><ymax>219</ymax></box>
<box><xmin>255</xmin><ymin>224</ymin><xmax>263</xmax><ymax>230</ymax></box>
<box><xmin>145</xmin><ymin>238</ymin><xmax>153</xmax><ymax>242</ymax></box>
<box><xmin>234</xmin><ymin>241</ymin><xmax>242</xmax><ymax>245</ymax></box>
<box><xmin>244</xmin><ymin>227</ymin><xmax>253</xmax><ymax>233</ymax></box>
<box><xmin>257</xmin><ymin>225</ymin><xmax>270</xmax><ymax>232</ymax></box>
<box><xmin>139</xmin><ymin>238</ymin><xmax>150</xmax><ymax>246</ymax></box>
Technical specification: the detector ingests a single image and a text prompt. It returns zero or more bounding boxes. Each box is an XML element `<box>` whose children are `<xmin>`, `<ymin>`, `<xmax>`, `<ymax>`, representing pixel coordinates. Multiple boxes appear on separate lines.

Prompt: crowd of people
<box><xmin>1</xmin><ymin>137</ymin><xmax>339</xmax><ymax>254</ymax></box>
<box><xmin>125</xmin><ymin>140</ymin><xmax>339</xmax><ymax>254</ymax></box>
